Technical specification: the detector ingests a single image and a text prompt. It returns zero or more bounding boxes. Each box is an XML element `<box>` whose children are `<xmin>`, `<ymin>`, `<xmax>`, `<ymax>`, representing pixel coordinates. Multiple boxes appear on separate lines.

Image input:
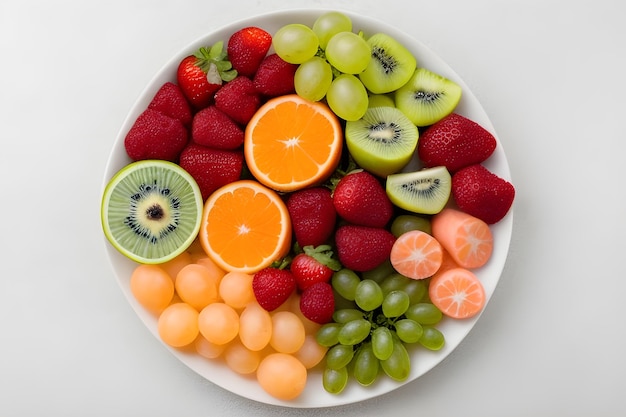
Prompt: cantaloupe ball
<box><xmin>158</xmin><ymin>302</ymin><xmax>199</xmax><ymax>347</ymax></box>
<box><xmin>175</xmin><ymin>264</ymin><xmax>219</xmax><ymax>310</ymax></box>
<box><xmin>219</xmin><ymin>271</ymin><xmax>255</xmax><ymax>309</ymax></box>
<box><xmin>223</xmin><ymin>339</ymin><xmax>261</xmax><ymax>375</ymax></box>
<box><xmin>270</xmin><ymin>311</ymin><xmax>305</xmax><ymax>353</ymax></box>
<box><xmin>257</xmin><ymin>353</ymin><xmax>307</xmax><ymax>400</ymax></box>
<box><xmin>130</xmin><ymin>264</ymin><xmax>174</xmax><ymax>312</ymax></box>
<box><xmin>294</xmin><ymin>334</ymin><xmax>328</xmax><ymax>369</ymax></box>
<box><xmin>195</xmin><ymin>335</ymin><xmax>227</xmax><ymax>359</ymax></box>
<box><xmin>239</xmin><ymin>301</ymin><xmax>272</xmax><ymax>351</ymax></box>
<box><xmin>198</xmin><ymin>302</ymin><xmax>239</xmax><ymax>345</ymax></box>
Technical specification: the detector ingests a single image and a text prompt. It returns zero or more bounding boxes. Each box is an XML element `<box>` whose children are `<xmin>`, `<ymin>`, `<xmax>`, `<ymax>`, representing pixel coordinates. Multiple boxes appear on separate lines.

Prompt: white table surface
<box><xmin>2</xmin><ymin>0</ymin><xmax>624</xmax><ymax>415</ymax></box>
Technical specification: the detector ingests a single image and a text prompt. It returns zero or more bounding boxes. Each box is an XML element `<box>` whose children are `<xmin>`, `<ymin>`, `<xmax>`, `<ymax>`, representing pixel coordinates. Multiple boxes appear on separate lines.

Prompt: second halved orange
<box><xmin>244</xmin><ymin>94</ymin><xmax>343</xmax><ymax>192</ymax></box>
<box><xmin>199</xmin><ymin>180</ymin><xmax>292</xmax><ymax>274</ymax></box>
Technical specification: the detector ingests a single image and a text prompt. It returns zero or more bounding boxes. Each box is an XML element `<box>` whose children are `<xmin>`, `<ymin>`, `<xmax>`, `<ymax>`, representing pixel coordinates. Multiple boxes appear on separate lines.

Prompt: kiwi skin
<box><xmin>395</xmin><ymin>67</ymin><xmax>462</xmax><ymax>127</ymax></box>
<box><xmin>385</xmin><ymin>166</ymin><xmax>452</xmax><ymax>215</ymax></box>
<box><xmin>345</xmin><ymin>106</ymin><xmax>419</xmax><ymax>177</ymax></box>
<box><xmin>359</xmin><ymin>33</ymin><xmax>417</xmax><ymax>94</ymax></box>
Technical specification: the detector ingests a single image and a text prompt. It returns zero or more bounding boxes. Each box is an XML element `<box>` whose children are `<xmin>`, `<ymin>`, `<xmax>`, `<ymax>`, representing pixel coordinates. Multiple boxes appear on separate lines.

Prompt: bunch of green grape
<box><xmin>272</xmin><ymin>11</ymin><xmax>371</xmax><ymax>121</ymax></box>
<box><xmin>316</xmin><ymin>267</ymin><xmax>446</xmax><ymax>394</ymax></box>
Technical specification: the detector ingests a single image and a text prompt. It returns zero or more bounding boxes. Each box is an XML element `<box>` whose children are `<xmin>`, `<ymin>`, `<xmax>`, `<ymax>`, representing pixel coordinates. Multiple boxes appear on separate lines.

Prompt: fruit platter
<box><xmin>100</xmin><ymin>9</ymin><xmax>514</xmax><ymax>408</ymax></box>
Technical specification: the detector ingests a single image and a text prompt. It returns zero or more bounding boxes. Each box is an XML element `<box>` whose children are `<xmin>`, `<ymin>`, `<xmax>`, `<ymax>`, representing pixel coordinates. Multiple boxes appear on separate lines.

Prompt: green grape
<box><xmin>390</xmin><ymin>214</ymin><xmax>432</xmax><ymax>237</ymax></box>
<box><xmin>371</xmin><ymin>326</ymin><xmax>394</xmax><ymax>360</ymax></box>
<box><xmin>325</xmin><ymin>31</ymin><xmax>371</xmax><ymax>74</ymax></box>
<box><xmin>333</xmin><ymin>291</ymin><xmax>358</xmax><ymax>310</ymax></box>
<box><xmin>355</xmin><ymin>279</ymin><xmax>384</xmax><ymax>311</ymax></box>
<box><xmin>312</xmin><ymin>11</ymin><xmax>352</xmax><ymax>49</ymax></box>
<box><xmin>338</xmin><ymin>318</ymin><xmax>371</xmax><ymax>345</ymax></box>
<box><xmin>402</xmin><ymin>279</ymin><xmax>427</xmax><ymax>305</ymax></box>
<box><xmin>394</xmin><ymin>318</ymin><xmax>423</xmax><ymax>344</ymax></box>
<box><xmin>272</xmin><ymin>23</ymin><xmax>319</xmax><ymax>64</ymax></box>
<box><xmin>382</xmin><ymin>290</ymin><xmax>410</xmax><ymax>318</ymax></box>
<box><xmin>380</xmin><ymin>273</ymin><xmax>410</xmax><ymax>296</ymax></box>
<box><xmin>333</xmin><ymin>308</ymin><xmax>364</xmax><ymax>324</ymax></box>
<box><xmin>316</xmin><ymin>322</ymin><xmax>343</xmax><ymax>347</ymax></box>
<box><xmin>331</xmin><ymin>268</ymin><xmax>360</xmax><ymax>301</ymax></box>
<box><xmin>326</xmin><ymin>74</ymin><xmax>369</xmax><ymax>121</ymax></box>
<box><xmin>352</xmin><ymin>342</ymin><xmax>380</xmax><ymax>386</ymax></box>
<box><xmin>419</xmin><ymin>326</ymin><xmax>445</xmax><ymax>351</ymax></box>
<box><xmin>367</xmin><ymin>93</ymin><xmax>395</xmax><ymax>108</ymax></box>
<box><xmin>294</xmin><ymin>56</ymin><xmax>333</xmax><ymax>101</ymax></box>
<box><xmin>405</xmin><ymin>302</ymin><xmax>443</xmax><ymax>325</ymax></box>
<box><xmin>380</xmin><ymin>338</ymin><xmax>411</xmax><ymax>381</ymax></box>
<box><xmin>326</xmin><ymin>344</ymin><xmax>355</xmax><ymax>370</ymax></box>
<box><xmin>323</xmin><ymin>366</ymin><xmax>349</xmax><ymax>394</ymax></box>
<box><xmin>361</xmin><ymin>259</ymin><xmax>394</xmax><ymax>283</ymax></box>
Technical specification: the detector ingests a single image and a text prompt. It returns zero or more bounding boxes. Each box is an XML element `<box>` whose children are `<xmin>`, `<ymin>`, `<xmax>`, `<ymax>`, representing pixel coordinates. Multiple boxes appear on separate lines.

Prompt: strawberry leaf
<box><xmin>302</xmin><ymin>245</ymin><xmax>342</xmax><ymax>271</ymax></box>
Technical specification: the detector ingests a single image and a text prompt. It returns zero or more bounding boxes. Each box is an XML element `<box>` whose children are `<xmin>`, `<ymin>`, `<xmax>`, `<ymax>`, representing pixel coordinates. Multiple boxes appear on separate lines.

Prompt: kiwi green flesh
<box><xmin>101</xmin><ymin>160</ymin><xmax>203</xmax><ymax>264</ymax></box>
<box><xmin>345</xmin><ymin>106</ymin><xmax>419</xmax><ymax>177</ymax></box>
<box><xmin>386</xmin><ymin>166</ymin><xmax>451</xmax><ymax>215</ymax></box>
<box><xmin>359</xmin><ymin>33</ymin><xmax>417</xmax><ymax>94</ymax></box>
<box><xmin>395</xmin><ymin>67</ymin><xmax>462</xmax><ymax>127</ymax></box>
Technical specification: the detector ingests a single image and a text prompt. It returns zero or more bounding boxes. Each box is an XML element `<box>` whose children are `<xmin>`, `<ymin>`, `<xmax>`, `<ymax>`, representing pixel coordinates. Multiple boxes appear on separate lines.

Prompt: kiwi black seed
<box><xmin>359</xmin><ymin>33</ymin><xmax>417</xmax><ymax>94</ymax></box>
<box><xmin>385</xmin><ymin>166</ymin><xmax>451</xmax><ymax>215</ymax></box>
<box><xmin>101</xmin><ymin>159</ymin><xmax>203</xmax><ymax>264</ymax></box>
<box><xmin>395</xmin><ymin>67</ymin><xmax>462</xmax><ymax>127</ymax></box>
<box><xmin>345</xmin><ymin>106</ymin><xmax>419</xmax><ymax>177</ymax></box>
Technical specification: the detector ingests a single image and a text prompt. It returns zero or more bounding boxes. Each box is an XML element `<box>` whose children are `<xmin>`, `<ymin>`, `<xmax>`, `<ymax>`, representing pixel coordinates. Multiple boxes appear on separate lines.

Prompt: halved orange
<box><xmin>244</xmin><ymin>94</ymin><xmax>343</xmax><ymax>192</ymax></box>
<box><xmin>199</xmin><ymin>180</ymin><xmax>292</xmax><ymax>274</ymax></box>
<box><xmin>428</xmin><ymin>267</ymin><xmax>486</xmax><ymax>319</ymax></box>
<box><xmin>390</xmin><ymin>230</ymin><xmax>443</xmax><ymax>280</ymax></box>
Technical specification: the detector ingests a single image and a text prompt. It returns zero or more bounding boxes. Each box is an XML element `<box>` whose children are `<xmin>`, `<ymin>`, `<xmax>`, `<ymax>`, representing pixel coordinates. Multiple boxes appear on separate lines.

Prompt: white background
<box><xmin>1</xmin><ymin>0</ymin><xmax>624</xmax><ymax>416</ymax></box>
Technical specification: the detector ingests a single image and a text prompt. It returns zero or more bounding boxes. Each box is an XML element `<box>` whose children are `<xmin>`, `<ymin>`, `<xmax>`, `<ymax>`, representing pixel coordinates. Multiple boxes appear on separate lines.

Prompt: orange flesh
<box><xmin>199</xmin><ymin>180</ymin><xmax>291</xmax><ymax>274</ymax></box>
<box><xmin>244</xmin><ymin>94</ymin><xmax>342</xmax><ymax>192</ymax></box>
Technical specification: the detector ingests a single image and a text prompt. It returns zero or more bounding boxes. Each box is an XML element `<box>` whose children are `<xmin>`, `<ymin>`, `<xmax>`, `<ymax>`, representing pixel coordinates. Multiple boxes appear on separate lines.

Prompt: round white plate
<box><xmin>101</xmin><ymin>8</ymin><xmax>513</xmax><ymax>408</ymax></box>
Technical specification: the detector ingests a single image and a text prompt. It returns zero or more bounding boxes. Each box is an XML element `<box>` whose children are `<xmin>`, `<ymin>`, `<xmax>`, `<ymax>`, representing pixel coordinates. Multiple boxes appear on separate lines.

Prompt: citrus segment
<box><xmin>428</xmin><ymin>267</ymin><xmax>486</xmax><ymax>319</ymax></box>
<box><xmin>244</xmin><ymin>94</ymin><xmax>343</xmax><ymax>192</ymax></box>
<box><xmin>431</xmin><ymin>208</ymin><xmax>493</xmax><ymax>269</ymax></box>
<box><xmin>199</xmin><ymin>180</ymin><xmax>291</xmax><ymax>274</ymax></box>
<box><xmin>389</xmin><ymin>230</ymin><xmax>443</xmax><ymax>280</ymax></box>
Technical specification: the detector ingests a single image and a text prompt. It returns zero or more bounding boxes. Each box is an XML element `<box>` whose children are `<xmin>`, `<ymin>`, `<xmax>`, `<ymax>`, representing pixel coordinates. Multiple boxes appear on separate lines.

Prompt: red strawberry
<box><xmin>332</xmin><ymin>170</ymin><xmax>394</xmax><ymax>228</ymax></box>
<box><xmin>299</xmin><ymin>282</ymin><xmax>335</xmax><ymax>324</ymax></box>
<box><xmin>252</xmin><ymin>266</ymin><xmax>296</xmax><ymax>311</ymax></box>
<box><xmin>418</xmin><ymin>113</ymin><xmax>497</xmax><ymax>173</ymax></box>
<box><xmin>178</xmin><ymin>143</ymin><xmax>243</xmax><ymax>200</ymax></box>
<box><xmin>191</xmin><ymin>106</ymin><xmax>244</xmax><ymax>150</ymax></box>
<box><xmin>286</xmin><ymin>187</ymin><xmax>337</xmax><ymax>247</ymax></box>
<box><xmin>214</xmin><ymin>76</ymin><xmax>261</xmax><ymax>125</ymax></box>
<box><xmin>253</xmin><ymin>53</ymin><xmax>298</xmax><ymax>97</ymax></box>
<box><xmin>334</xmin><ymin>225</ymin><xmax>396</xmax><ymax>272</ymax></box>
<box><xmin>451</xmin><ymin>164</ymin><xmax>515</xmax><ymax>224</ymax></box>
<box><xmin>124</xmin><ymin>108</ymin><xmax>188</xmax><ymax>162</ymax></box>
<box><xmin>176</xmin><ymin>42</ymin><xmax>238</xmax><ymax>109</ymax></box>
<box><xmin>147</xmin><ymin>82</ymin><xmax>192</xmax><ymax>126</ymax></box>
<box><xmin>290</xmin><ymin>245</ymin><xmax>342</xmax><ymax>291</ymax></box>
<box><xmin>227</xmin><ymin>27</ymin><xmax>272</xmax><ymax>77</ymax></box>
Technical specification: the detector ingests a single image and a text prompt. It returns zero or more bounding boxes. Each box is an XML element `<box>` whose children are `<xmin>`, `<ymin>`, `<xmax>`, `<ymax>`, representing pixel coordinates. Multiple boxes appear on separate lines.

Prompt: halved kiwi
<box><xmin>359</xmin><ymin>33</ymin><xmax>417</xmax><ymax>94</ymax></box>
<box><xmin>345</xmin><ymin>106</ymin><xmax>419</xmax><ymax>177</ymax></box>
<box><xmin>385</xmin><ymin>166</ymin><xmax>451</xmax><ymax>214</ymax></box>
<box><xmin>395</xmin><ymin>67</ymin><xmax>462</xmax><ymax>127</ymax></box>
<box><xmin>101</xmin><ymin>159</ymin><xmax>203</xmax><ymax>264</ymax></box>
